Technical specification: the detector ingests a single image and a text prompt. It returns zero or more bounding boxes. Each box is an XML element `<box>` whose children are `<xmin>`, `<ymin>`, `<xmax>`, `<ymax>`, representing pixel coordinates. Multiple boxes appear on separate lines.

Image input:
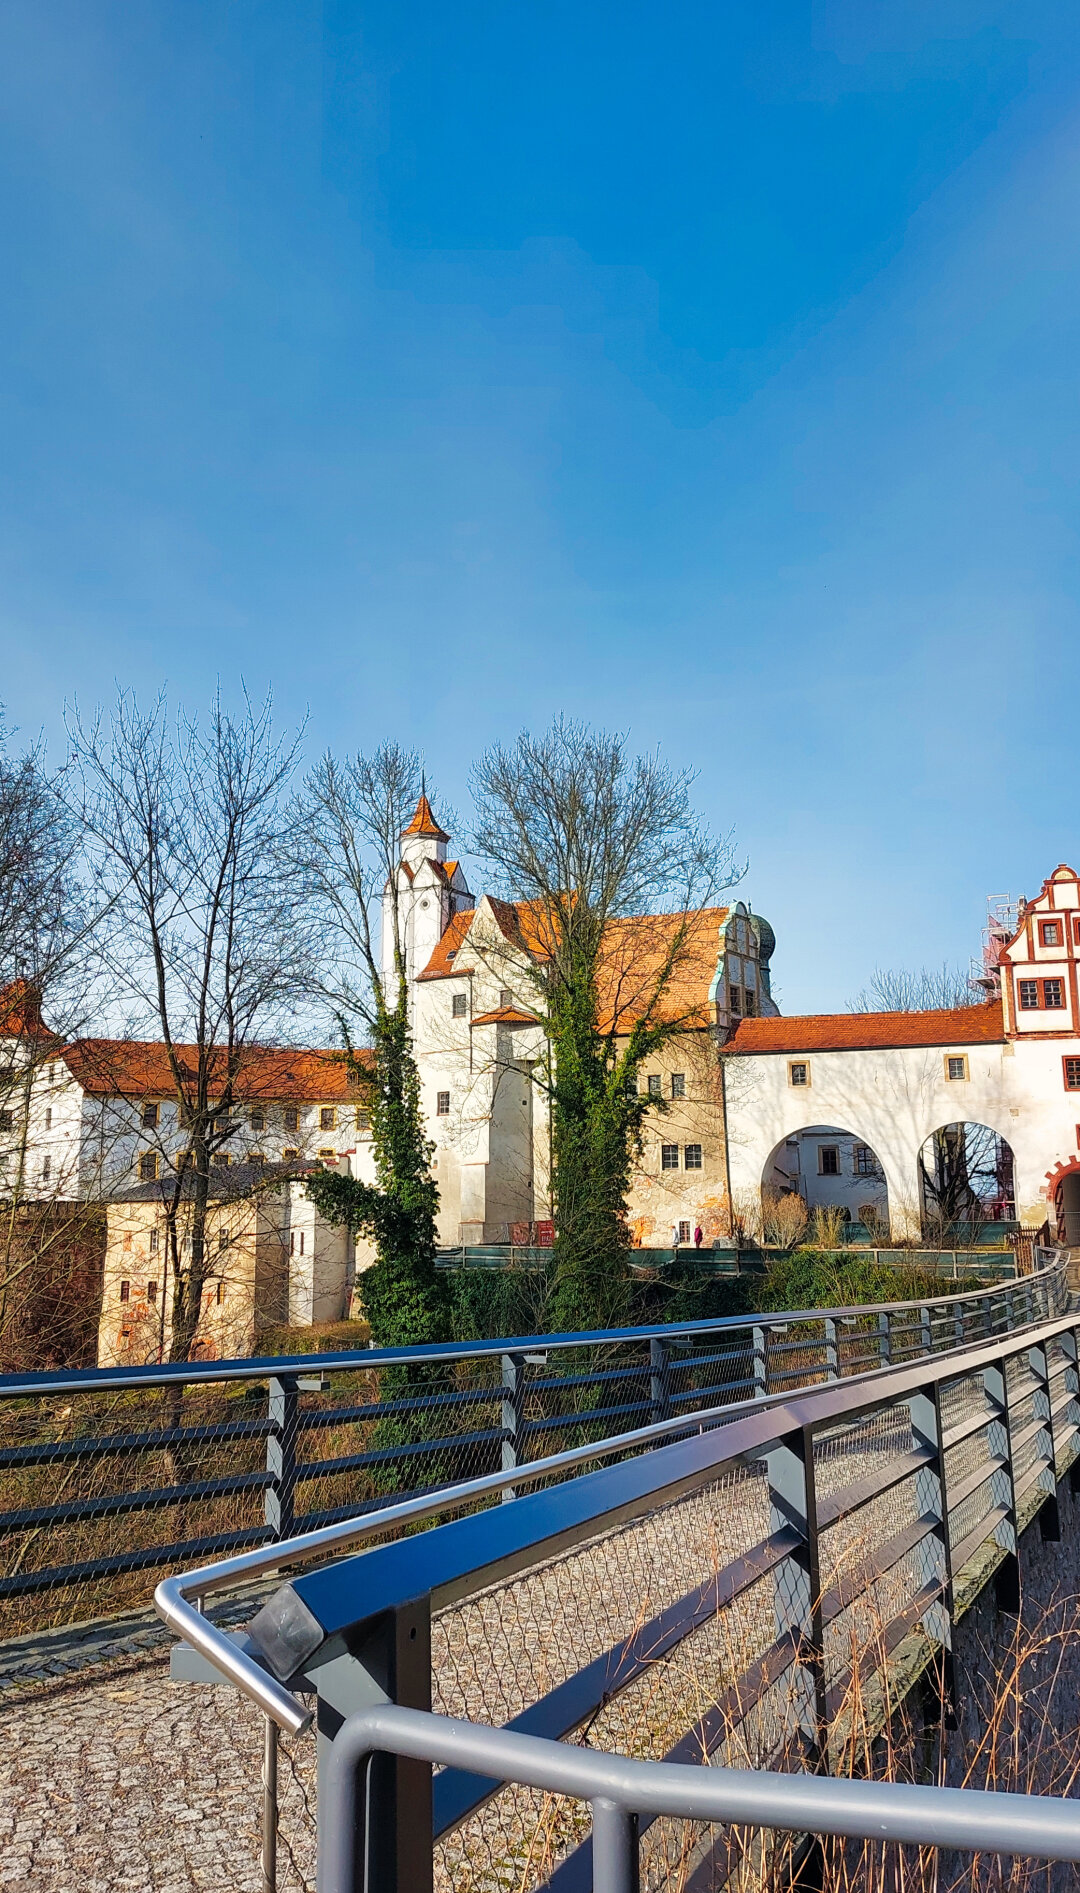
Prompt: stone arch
<box><xmin>761</xmin><ymin>1124</ymin><xmax>890</xmax><ymax>1243</ymax></box>
<box><xmin>1043</xmin><ymin>1155</ymin><xmax>1080</xmax><ymax>1245</ymax></box>
<box><xmin>917</xmin><ymin>1121</ymin><xmax>1016</xmax><ymax>1238</ymax></box>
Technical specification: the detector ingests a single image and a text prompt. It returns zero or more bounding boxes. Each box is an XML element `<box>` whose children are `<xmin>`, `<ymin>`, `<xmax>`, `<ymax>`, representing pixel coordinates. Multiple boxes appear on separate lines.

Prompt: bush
<box><xmin>253</xmin><ymin>1317</ymin><xmax>371</xmax><ymax>1357</ymax></box>
<box><xmin>754</xmin><ymin>1247</ymin><xmax>946</xmax><ymax>1315</ymax></box>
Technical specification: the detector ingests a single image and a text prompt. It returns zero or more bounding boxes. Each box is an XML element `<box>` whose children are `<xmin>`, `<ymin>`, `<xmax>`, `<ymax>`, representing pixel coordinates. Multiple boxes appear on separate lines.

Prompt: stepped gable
<box><xmin>725</xmin><ymin>1000</ymin><xmax>1005</xmax><ymax>1056</ymax></box>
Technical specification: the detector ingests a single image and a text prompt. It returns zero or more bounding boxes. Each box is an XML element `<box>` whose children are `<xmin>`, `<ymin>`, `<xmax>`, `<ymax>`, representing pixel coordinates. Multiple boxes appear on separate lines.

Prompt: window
<box><xmin>678</xmin><ymin>1220</ymin><xmax>691</xmax><ymax>1242</ymax></box>
<box><xmin>142</xmin><ymin>1101</ymin><xmax>159</xmax><ymax>1129</ymax></box>
<box><xmin>215</xmin><ymin>1152</ymin><xmax>230</xmax><ymax>1167</ymax></box>
<box><xmin>1018</xmin><ymin>979</ymin><xmax>1040</xmax><ymax>1010</ymax></box>
<box><xmin>355</xmin><ymin>1108</ymin><xmax>370</xmax><ymax>1133</ymax></box>
<box><xmin>250</xmin><ymin>1107</ymin><xmax>265</xmax><ymax>1132</ymax></box>
<box><xmin>452</xmin><ymin>993</ymin><xmax>468</xmax><ymax>1018</ymax></box>
<box><xmin>788</xmin><ymin>1062</ymin><xmax>810</xmax><ymax>1088</ymax></box>
<box><xmin>250</xmin><ymin>1152</ymin><xmax>266</xmax><ymax>1167</ymax></box>
<box><xmin>1044</xmin><ymin>979</ymin><xmax>1065</xmax><ymax>1009</ymax></box>
<box><xmin>217</xmin><ymin>1281</ymin><xmax>226</xmax><ymax>1305</ymax></box>
<box><xmin>284</xmin><ymin>1106</ymin><xmax>299</xmax><ymax>1133</ymax></box>
<box><xmin>661</xmin><ymin>1143</ymin><xmax>679</xmax><ymax>1170</ymax></box>
<box><xmin>149</xmin><ymin>1228</ymin><xmax>159</xmax><ymax>1253</ymax></box>
<box><xmin>853</xmin><ymin>1144</ymin><xmax>880</xmax><ymax>1176</ymax></box>
<box><xmin>41</xmin><ymin>1156</ymin><xmax>50</xmax><ymax>1181</ymax></box>
<box><xmin>44</xmin><ymin>1108</ymin><xmax>52</xmax><ymax>1130</ymax></box>
<box><xmin>47</xmin><ymin>1064</ymin><xmax>55</xmax><ymax>1085</ymax></box>
<box><xmin>647</xmin><ymin>1074</ymin><xmax>662</xmax><ymax>1097</ymax></box>
<box><xmin>320</xmin><ymin>1107</ymin><xmax>336</xmax><ymax>1131</ymax></box>
<box><xmin>945</xmin><ymin>1055</ymin><xmax>968</xmax><ymax>1082</ymax></box>
<box><xmin>147</xmin><ymin>1279</ymin><xmax>157</xmax><ymax>1302</ymax></box>
<box><xmin>1064</xmin><ymin>1059</ymin><xmax>1080</xmax><ymax>1091</ymax></box>
<box><xmin>1041</xmin><ymin>921</ymin><xmax>1062</xmax><ymax>946</ymax></box>
<box><xmin>119</xmin><ymin>1280</ymin><xmax>130</xmax><ymax>1303</ymax></box>
<box><xmin>283</xmin><ymin>1147</ymin><xmax>299</xmax><ymax>1161</ymax></box>
<box><xmin>0</xmin><ymin>1111</ymin><xmax>11</xmax><ymax>1133</ymax></box>
<box><xmin>500</xmin><ymin>988</ymin><xmax>513</xmax><ymax>1008</ymax></box>
<box><xmin>671</xmin><ymin>1073</ymin><xmax>685</xmax><ymax>1099</ymax></box>
<box><xmin>729</xmin><ymin>985</ymin><xmax>742</xmax><ymax>1015</ymax></box>
<box><xmin>218</xmin><ymin>1227</ymin><xmax>230</xmax><ymax>1250</ymax></box>
<box><xmin>318</xmin><ymin>1146</ymin><xmax>336</xmax><ymax>1161</ymax></box>
<box><xmin>138</xmin><ymin>1151</ymin><xmax>159</xmax><ymax>1183</ymax></box>
<box><xmin>818</xmin><ymin>1146</ymin><xmax>840</xmax><ymax>1176</ymax></box>
<box><xmin>1075</xmin><ymin>917</ymin><xmax>1080</xmax><ymax>947</ymax></box>
<box><xmin>437</xmin><ymin>1091</ymin><xmax>450</xmax><ymax>1116</ymax></box>
<box><xmin>684</xmin><ymin>1143</ymin><xmax>703</xmax><ymax>1170</ymax></box>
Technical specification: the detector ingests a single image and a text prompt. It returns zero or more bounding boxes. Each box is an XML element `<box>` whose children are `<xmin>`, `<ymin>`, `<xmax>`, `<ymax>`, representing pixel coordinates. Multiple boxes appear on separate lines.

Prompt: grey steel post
<box><xmin>919</xmin><ymin>1305</ymin><xmax>933</xmax><ymax>1358</ymax></box>
<box><xmin>908</xmin><ymin>1384</ymin><xmax>956</xmax><ymax>1718</ymax></box>
<box><xmin>592</xmin><ymin>1799</ymin><xmax>639</xmax><ymax>1893</ymax></box>
<box><xmin>501</xmin><ymin>1352</ymin><xmax>527</xmax><ymax>1501</ymax></box>
<box><xmin>1060</xmin><ymin>1326</ymin><xmax>1080</xmax><ymax>1493</ymax></box>
<box><xmin>877</xmin><ymin>1311</ymin><xmax>891</xmax><ymax>1368</ymax></box>
<box><xmin>649</xmin><ymin>1336</ymin><xmax>670</xmax><ymax>1427</ymax></box>
<box><xmin>1027</xmin><ymin>1336</ymin><xmax>1060</xmax><ymax>1541</ymax></box>
<box><xmin>262</xmin><ymin>1715</ymin><xmax>279</xmax><ymax>1893</ymax></box>
<box><xmin>265</xmin><ymin>1374</ymin><xmax>299</xmax><ymax>1539</ymax></box>
<box><xmin>983</xmin><ymin>1353</ymin><xmax>1020</xmax><ymax>1614</ymax></box>
<box><xmin>752</xmin><ymin>1325</ymin><xmax>768</xmax><ymax>1397</ymax></box>
<box><xmin>764</xmin><ymin>1426</ymin><xmax>826</xmax><ymax>1764</ymax></box>
<box><xmin>823</xmin><ymin>1318</ymin><xmax>839</xmax><ymax>1381</ymax></box>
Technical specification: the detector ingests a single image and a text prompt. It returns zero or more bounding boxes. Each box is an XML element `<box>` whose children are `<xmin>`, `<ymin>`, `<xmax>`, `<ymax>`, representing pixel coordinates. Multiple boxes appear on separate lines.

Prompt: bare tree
<box><xmin>849</xmin><ymin>963</ymin><xmax>979</xmax><ymax>1013</ymax></box>
<box><xmin>69</xmin><ymin>689</ymin><xmax>310</xmax><ymax>1362</ymax></box>
<box><xmin>470</xmin><ymin>718</ymin><xmax>739</xmax><ymax>1330</ymax></box>
<box><xmin>291</xmin><ymin>746</ymin><xmax>450</xmax><ymax>1349</ymax></box>
<box><xmin>0</xmin><ymin>710</ymin><xmax>109</xmax><ymax>1365</ymax></box>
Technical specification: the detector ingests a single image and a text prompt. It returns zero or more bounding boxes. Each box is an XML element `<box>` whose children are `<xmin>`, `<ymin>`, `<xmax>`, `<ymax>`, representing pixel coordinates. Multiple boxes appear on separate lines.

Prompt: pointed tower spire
<box><xmin>401</xmin><ymin>789</ymin><xmax>450</xmax><ymax>844</ymax></box>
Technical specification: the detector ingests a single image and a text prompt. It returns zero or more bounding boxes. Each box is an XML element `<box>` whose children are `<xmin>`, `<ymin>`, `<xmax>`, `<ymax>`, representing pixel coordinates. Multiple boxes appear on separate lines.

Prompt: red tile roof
<box><xmin>62</xmin><ymin>1039</ymin><xmax>373</xmax><ymax>1099</ymax></box>
<box><xmin>0</xmin><ymin>980</ymin><xmax>54</xmax><ymax>1040</ymax></box>
<box><xmin>417</xmin><ymin>908</ymin><xmax>474</xmax><ymax>979</ymax></box>
<box><xmin>401</xmin><ymin>793</ymin><xmax>449</xmax><ymax>843</ymax></box>
<box><xmin>724</xmin><ymin>1002</ymin><xmax>1005</xmax><ymax>1056</ymax></box>
<box><xmin>470</xmin><ymin>1005</ymin><xmax>541</xmax><ymax>1028</ymax></box>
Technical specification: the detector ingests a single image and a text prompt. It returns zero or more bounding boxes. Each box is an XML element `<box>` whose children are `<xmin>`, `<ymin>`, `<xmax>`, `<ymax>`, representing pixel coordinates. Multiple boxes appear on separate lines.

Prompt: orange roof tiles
<box><xmin>401</xmin><ymin>793</ymin><xmax>449</xmax><ymax>843</ymax></box>
<box><xmin>0</xmin><ymin>980</ymin><xmax>53</xmax><ymax>1040</ymax></box>
<box><xmin>724</xmin><ymin>1002</ymin><xmax>1005</xmax><ymax>1056</ymax></box>
<box><xmin>470</xmin><ymin>1005</ymin><xmax>541</xmax><ymax>1028</ymax></box>
<box><xmin>417</xmin><ymin>908</ymin><xmax>474</xmax><ymax>979</ymax></box>
<box><xmin>62</xmin><ymin>1039</ymin><xmax>374</xmax><ymax>1099</ymax></box>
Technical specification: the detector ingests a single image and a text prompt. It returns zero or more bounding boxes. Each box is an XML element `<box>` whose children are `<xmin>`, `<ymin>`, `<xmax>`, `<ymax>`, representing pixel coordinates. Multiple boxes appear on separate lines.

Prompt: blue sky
<box><xmin>1</xmin><ymin>1</ymin><xmax>1078</xmax><ymax>1011</ymax></box>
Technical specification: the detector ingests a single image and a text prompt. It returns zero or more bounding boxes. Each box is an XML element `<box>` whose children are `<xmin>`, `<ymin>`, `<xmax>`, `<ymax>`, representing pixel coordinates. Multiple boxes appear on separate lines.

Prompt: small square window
<box><xmin>789</xmin><ymin>1062</ymin><xmax>810</xmax><ymax>1088</ymax></box>
<box><xmin>661</xmin><ymin>1143</ymin><xmax>679</xmax><ymax>1170</ymax></box>
<box><xmin>437</xmin><ymin>1091</ymin><xmax>450</xmax><ymax>1116</ymax></box>
<box><xmin>1041</xmin><ymin>921</ymin><xmax>1062</xmax><ymax>946</ymax></box>
<box><xmin>283</xmin><ymin>1146</ymin><xmax>299</xmax><ymax>1161</ymax></box>
<box><xmin>138</xmin><ymin>1151</ymin><xmax>159</xmax><ymax>1183</ymax></box>
<box><xmin>283</xmin><ymin>1106</ymin><xmax>299</xmax><ymax>1133</ymax></box>
<box><xmin>1018</xmin><ymin>979</ymin><xmax>1040</xmax><ymax>1010</ymax></box>
<box><xmin>671</xmin><ymin>1073</ymin><xmax>685</xmax><ymax>1099</ymax></box>
<box><xmin>678</xmin><ymin>1220</ymin><xmax>691</xmax><ymax>1243</ymax></box>
<box><xmin>1064</xmin><ymin>1059</ymin><xmax>1080</xmax><ymax>1091</ymax></box>
<box><xmin>684</xmin><ymin>1143</ymin><xmax>703</xmax><ymax>1170</ymax></box>
<box><xmin>946</xmin><ymin>1055</ymin><xmax>968</xmax><ymax>1081</ymax></box>
<box><xmin>142</xmin><ymin>1101</ymin><xmax>159</xmax><ymax>1129</ymax></box>
<box><xmin>818</xmin><ymin>1146</ymin><xmax>840</xmax><ymax>1176</ymax></box>
<box><xmin>452</xmin><ymin>994</ymin><xmax>468</xmax><ymax>1018</ymax></box>
<box><xmin>853</xmin><ymin>1143</ymin><xmax>880</xmax><ymax>1176</ymax></box>
<box><xmin>647</xmin><ymin>1074</ymin><xmax>662</xmax><ymax>1097</ymax></box>
<box><xmin>320</xmin><ymin>1106</ymin><xmax>336</xmax><ymax>1131</ymax></box>
<box><xmin>119</xmin><ymin>1280</ymin><xmax>130</xmax><ymax>1303</ymax></box>
<box><xmin>250</xmin><ymin>1107</ymin><xmax>265</xmax><ymax>1132</ymax></box>
<box><xmin>355</xmin><ymin>1108</ymin><xmax>370</xmax><ymax>1133</ymax></box>
<box><xmin>1044</xmin><ymin>979</ymin><xmax>1065</xmax><ymax>1009</ymax></box>
<box><xmin>318</xmin><ymin>1146</ymin><xmax>336</xmax><ymax>1161</ymax></box>
<box><xmin>250</xmin><ymin>1151</ymin><xmax>266</xmax><ymax>1167</ymax></box>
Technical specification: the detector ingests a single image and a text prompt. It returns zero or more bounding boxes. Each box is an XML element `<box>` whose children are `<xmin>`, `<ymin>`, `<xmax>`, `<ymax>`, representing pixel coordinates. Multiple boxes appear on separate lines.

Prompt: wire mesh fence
<box><xmin>0</xmin><ymin>1257</ymin><xmax>1062</xmax><ymax>1649</ymax></box>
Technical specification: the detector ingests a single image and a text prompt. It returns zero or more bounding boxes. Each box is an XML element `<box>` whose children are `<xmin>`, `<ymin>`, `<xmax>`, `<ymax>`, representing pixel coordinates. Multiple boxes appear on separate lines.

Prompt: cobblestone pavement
<box><xmin>0</xmin><ymin>1654</ymin><xmax>316</xmax><ymax>1893</ymax></box>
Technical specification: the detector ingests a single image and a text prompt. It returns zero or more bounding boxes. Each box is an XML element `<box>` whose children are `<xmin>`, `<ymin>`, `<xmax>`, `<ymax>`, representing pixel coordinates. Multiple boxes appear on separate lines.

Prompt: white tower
<box><xmin>381</xmin><ymin>791</ymin><xmax>473</xmax><ymax>997</ymax></box>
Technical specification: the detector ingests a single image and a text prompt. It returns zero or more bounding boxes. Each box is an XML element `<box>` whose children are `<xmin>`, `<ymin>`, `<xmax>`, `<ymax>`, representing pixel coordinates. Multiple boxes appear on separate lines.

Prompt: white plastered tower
<box><xmin>381</xmin><ymin>791</ymin><xmax>474</xmax><ymax>1001</ymax></box>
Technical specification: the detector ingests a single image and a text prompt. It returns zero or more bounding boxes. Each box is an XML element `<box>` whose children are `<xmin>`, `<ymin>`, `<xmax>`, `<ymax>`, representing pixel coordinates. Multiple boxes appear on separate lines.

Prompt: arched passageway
<box><xmin>917</xmin><ymin>1122</ymin><xmax>1015</xmax><ymax>1238</ymax></box>
<box><xmin>1054</xmin><ymin>1170</ymin><xmax>1080</xmax><ymax>1245</ymax></box>
<box><xmin>762</xmin><ymin>1125</ymin><xmax>890</xmax><ymax>1242</ymax></box>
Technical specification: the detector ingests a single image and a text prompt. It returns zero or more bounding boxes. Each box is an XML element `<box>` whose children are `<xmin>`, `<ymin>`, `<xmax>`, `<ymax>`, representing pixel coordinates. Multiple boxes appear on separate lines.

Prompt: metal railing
<box><xmin>155</xmin><ymin>1255</ymin><xmax>1079</xmax><ymax>1892</ymax></box>
<box><xmin>319</xmin><ymin>1703</ymin><xmax>1080</xmax><ymax>1893</ymax></box>
<box><xmin>0</xmin><ymin>1252</ymin><xmax>1062</xmax><ymax>1644</ymax></box>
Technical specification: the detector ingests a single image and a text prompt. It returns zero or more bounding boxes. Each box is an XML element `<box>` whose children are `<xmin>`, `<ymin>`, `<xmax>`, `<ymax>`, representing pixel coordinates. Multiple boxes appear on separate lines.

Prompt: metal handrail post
<box><xmin>592</xmin><ymin>1798</ymin><xmax>640</xmax><ymax>1893</ymax></box>
<box><xmin>500</xmin><ymin>1352</ymin><xmax>527</xmax><ymax>1502</ymax></box>
<box><xmin>265</xmin><ymin>1375</ymin><xmax>299</xmax><ymax>1540</ymax></box>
